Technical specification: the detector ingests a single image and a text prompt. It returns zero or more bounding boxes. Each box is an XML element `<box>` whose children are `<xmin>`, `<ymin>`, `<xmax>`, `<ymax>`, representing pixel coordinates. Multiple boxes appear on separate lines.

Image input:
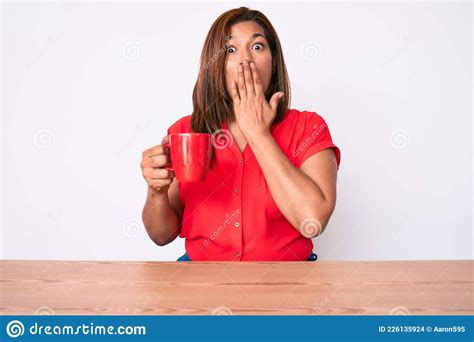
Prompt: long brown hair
<box><xmin>190</xmin><ymin>7</ymin><xmax>291</xmax><ymax>137</ymax></box>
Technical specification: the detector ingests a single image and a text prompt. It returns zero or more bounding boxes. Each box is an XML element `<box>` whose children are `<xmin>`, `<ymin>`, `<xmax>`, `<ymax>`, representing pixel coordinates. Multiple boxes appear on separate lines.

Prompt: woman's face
<box><xmin>224</xmin><ymin>21</ymin><xmax>273</xmax><ymax>99</ymax></box>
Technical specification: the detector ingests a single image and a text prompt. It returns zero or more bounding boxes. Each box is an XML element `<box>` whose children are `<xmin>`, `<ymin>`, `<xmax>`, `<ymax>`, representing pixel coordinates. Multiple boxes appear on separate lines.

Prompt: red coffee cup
<box><xmin>164</xmin><ymin>133</ymin><xmax>212</xmax><ymax>182</ymax></box>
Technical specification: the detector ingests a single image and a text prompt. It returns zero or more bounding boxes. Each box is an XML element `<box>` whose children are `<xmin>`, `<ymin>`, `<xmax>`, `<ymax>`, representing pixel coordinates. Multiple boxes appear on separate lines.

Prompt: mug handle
<box><xmin>163</xmin><ymin>138</ymin><xmax>174</xmax><ymax>172</ymax></box>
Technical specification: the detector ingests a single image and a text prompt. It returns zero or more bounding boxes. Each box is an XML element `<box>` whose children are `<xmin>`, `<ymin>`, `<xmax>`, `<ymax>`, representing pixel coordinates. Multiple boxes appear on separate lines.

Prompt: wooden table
<box><xmin>0</xmin><ymin>260</ymin><xmax>472</xmax><ymax>315</ymax></box>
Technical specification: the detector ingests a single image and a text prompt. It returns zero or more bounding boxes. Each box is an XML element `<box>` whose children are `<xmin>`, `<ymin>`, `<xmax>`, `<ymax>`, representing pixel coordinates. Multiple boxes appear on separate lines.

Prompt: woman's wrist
<box><xmin>147</xmin><ymin>186</ymin><xmax>169</xmax><ymax>202</ymax></box>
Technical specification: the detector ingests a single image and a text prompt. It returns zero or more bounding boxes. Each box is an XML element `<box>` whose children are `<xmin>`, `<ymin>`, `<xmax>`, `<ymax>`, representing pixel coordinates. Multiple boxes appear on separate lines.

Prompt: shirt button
<box><xmin>234</xmin><ymin>188</ymin><xmax>240</xmax><ymax>194</ymax></box>
<box><xmin>234</xmin><ymin>221</ymin><xmax>240</xmax><ymax>228</ymax></box>
<box><xmin>239</xmin><ymin>159</ymin><xmax>243</xmax><ymax>164</ymax></box>
<box><xmin>235</xmin><ymin>252</ymin><xmax>241</xmax><ymax>258</ymax></box>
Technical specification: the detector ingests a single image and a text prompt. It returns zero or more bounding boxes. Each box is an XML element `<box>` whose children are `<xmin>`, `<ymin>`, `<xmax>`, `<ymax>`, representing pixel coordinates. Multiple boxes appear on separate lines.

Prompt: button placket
<box><xmin>222</xmin><ymin>121</ymin><xmax>245</xmax><ymax>261</ymax></box>
<box><xmin>234</xmin><ymin>157</ymin><xmax>244</xmax><ymax>260</ymax></box>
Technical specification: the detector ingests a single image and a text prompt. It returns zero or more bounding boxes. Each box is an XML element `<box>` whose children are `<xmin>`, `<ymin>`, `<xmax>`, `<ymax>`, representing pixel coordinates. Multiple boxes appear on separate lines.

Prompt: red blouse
<box><xmin>166</xmin><ymin>108</ymin><xmax>341</xmax><ymax>261</ymax></box>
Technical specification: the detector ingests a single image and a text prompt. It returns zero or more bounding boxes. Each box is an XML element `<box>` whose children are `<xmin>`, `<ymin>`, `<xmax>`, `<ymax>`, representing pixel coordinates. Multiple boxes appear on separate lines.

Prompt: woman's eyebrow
<box><xmin>227</xmin><ymin>32</ymin><xmax>266</xmax><ymax>41</ymax></box>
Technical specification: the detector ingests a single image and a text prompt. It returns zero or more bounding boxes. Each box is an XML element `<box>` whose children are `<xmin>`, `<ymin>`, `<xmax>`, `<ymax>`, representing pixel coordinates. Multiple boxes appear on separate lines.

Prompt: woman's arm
<box><xmin>140</xmin><ymin>141</ymin><xmax>184</xmax><ymax>246</ymax></box>
<box><xmin>230</xmin><ymin>60</ymin><xmax>337</xmax><ymax>237</ymax></box>
<box><xmin>248</xmin><ymin>133</ymin><xmax>337</xmax><ymax>237</ymax></box>
<box><xmin>142</xmin><ymin>179</ymin><xmax>183</xmax><ymax>246</ymax></box>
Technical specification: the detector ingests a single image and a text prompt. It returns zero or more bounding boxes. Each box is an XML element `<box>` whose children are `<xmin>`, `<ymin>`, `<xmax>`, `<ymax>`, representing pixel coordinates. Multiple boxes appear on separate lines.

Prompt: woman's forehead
<box><xmin>229</xmin><ymin>21</ymin><xmax>265</xmax><ymax>38</ymax></box>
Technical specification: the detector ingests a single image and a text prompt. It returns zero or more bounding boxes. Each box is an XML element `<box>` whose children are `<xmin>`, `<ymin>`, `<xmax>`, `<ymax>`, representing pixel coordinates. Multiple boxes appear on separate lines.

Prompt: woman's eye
<box><xmin>226</xmin><ymin>43</ymin><xmax>264</xmax><ymax>54</ymax></box>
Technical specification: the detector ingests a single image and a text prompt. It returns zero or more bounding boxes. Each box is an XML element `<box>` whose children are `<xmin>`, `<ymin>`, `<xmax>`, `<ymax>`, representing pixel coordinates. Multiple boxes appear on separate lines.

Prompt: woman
<box><xmin>140</xmin><ymin>7</ymin><xmax>341</xmax><ymax>261</ymax></box>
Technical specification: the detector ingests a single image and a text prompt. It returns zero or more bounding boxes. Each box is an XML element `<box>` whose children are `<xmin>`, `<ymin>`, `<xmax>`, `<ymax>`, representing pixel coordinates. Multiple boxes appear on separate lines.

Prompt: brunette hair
<box><xmin>190</xmin><ymin>7</ymin><xmax>291</xmax><ymax>137</ymax></box>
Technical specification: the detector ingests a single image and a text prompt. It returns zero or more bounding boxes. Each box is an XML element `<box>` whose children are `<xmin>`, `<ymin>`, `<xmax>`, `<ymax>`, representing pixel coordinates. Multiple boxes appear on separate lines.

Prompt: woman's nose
<box><xmin>239</xmin><ymin>56</ymin><xmax>253</xmax><ymax>65</ymax></box>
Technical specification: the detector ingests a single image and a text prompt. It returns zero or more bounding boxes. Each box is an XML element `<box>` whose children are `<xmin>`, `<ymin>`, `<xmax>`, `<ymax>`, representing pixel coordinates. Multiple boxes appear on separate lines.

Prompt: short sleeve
<box><xmin>293</xmin><ymin>112</ymin><xmax>341</xmax><ymax>170</ymax></box>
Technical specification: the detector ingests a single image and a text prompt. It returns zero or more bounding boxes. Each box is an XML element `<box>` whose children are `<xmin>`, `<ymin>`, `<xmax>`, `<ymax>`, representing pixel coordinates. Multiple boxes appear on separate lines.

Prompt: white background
<box><xmin>1</xmin><ymin>2</ymin><xmax>472</xmax><ymax>261</ymax></box>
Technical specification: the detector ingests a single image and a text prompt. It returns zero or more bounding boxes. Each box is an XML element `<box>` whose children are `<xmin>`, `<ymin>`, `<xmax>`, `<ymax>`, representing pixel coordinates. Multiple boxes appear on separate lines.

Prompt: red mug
<box><xmin>164</xmin><ymin>133</ymin><xmax>212</xmax><ymax>182</ymax></box>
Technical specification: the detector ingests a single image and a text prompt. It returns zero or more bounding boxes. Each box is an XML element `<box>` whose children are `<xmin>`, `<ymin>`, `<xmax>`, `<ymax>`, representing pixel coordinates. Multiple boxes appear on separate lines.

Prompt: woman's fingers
<box><xmin>249</xmin><ymin>61</ymin><xmax>264</xmax><ymax>98</ymax></box>
<box><xmin>269</xmin><ymin>91</ymin><xmax>285</xmax><ymax>113</ymax></box>
<box><xmin>237</xmin><ymin>63</ymin><xmax>246</xmax><ymax>98</ymax></box>
<box><xmin>140</xmin><ymin>143</ymin><xmax>175</xmax><ymax>193</ymax></box>
<box><xmin>146</xmin><ymin>167</ymin><xmax>174</xmax><ymax>180</ymax></box>
<box><xmin>148</xmin><ymin>178</ymin><xmax>173</xmax><ymax>191</ymax></box>
<box><xmin>149</xmin><ymin>155</ymin><xmax>169</xmax><ymax>168</ymax></box>
<box><xmin>230</xmin><ymin>79</ymin><xmax>240</xmax><ymax>103</ymax></box>
<box><xmin>142</xmin><ymin>144</ymin><xmax>166</xmax><ymax>159</ymax></box>
<box><xmin>233</xmin><ymin>60</ymin><xmax>262</xmax><ymax>104</ymax></box>
<box><xmin>242</xmin><ymin>60</ymin><xmax>255</xmax><ymax>96</ymax></box>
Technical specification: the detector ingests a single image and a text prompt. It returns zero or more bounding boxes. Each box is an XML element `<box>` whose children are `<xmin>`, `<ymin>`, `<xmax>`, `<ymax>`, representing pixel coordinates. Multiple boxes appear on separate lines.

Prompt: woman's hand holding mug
<box><xmin>140</xmin><ymin>136</ymin><xmax>175</xmax><ymax>194</ymax></box>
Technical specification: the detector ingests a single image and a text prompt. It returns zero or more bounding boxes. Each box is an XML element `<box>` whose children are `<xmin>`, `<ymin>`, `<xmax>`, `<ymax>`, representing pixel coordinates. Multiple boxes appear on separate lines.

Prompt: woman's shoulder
<box><xmin>277</xmin><ymin>108</ymin><xmax>328</xmax><ymax>134</ymax></box>
<box><xmin>284</xmin><ymin>108</ymin><xmax>327</xmax><ymax>124</ymax></box>
<box><xmin>282</xmin><ymin>108</ymin><xmax>341</xmax><ymax>169</ymax></box>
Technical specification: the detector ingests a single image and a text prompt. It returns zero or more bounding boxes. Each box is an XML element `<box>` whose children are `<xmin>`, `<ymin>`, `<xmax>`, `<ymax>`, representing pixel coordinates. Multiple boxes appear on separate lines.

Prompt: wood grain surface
<box><xmin>1</xmin><ymin>260</ymin><xmax>472</xmax><ymax>315</ymax></box>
